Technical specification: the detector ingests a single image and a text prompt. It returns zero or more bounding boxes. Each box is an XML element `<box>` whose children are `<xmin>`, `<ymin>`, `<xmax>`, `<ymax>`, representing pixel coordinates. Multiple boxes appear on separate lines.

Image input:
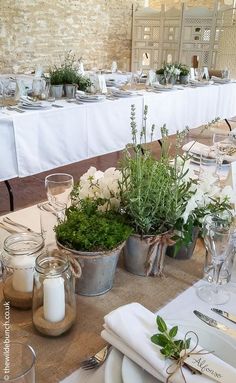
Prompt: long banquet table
<box><xmin>1</xmin><ymin>82</ymin><xmax>236</xmax><ymax>182</ymax></box>
<box><xmin>0</xmin><ymin>204</ymin><xmax>236</xmax><ymax>383</ymax></box>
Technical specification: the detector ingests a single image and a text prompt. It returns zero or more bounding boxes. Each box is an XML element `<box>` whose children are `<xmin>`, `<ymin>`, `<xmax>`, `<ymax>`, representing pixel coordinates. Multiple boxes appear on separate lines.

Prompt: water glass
<box><xmin>0</xmin><ymin>342</ymin><xmax>36</xmax><ymax>382</ymax></box>
<box><xmin>38</xmin><ymin>202</ymin><xmax>66</xmax><ymax>252</ymax></box>
<box><xmin>197</xmin><ymin>212</ymin><xmax>235</xmax><ymax>305</ymax></box>
<box><xmin>213</xmin><ymin>133</ymin><xmax>236</xmax><ymax>182</ymax></box>
<box><xmin>45</xmin><ymin>173</ymin><xmax>74</xmax><ymax>206</ymax></box>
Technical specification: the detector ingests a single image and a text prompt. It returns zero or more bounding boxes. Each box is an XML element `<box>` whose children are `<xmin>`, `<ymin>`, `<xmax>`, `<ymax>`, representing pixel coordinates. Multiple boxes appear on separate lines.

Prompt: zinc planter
<box><xmin>179</xmin><ymin>75</ymin><xmax>189</xmax><ymax>85</ymax></box>
<box><xmin>166</xmin><ymin>227</ymin><xmax>199</xmax><ymax>260</ymax></box>
<box><xmin>156</xmin><ymin>74</ymin><xmax>165</xmax><ymax>85</ymax></box>
<box><xmin>64</xmin><ymin>84</ymin><xmax>77</xmax><ymax>99</ymax></box>
<box><xmin>57</xmin><ymin>241</ymin><xmax>124</xmax><ymax>296</ymax></box>
<box><xmin>124</xmin><ymin>233</ymin><xmax>174</xmax><ymax>277</ymax></box>
<box><xmin>50</xmin><ymin>85</ymin><xmax>63</xmax><ymax>99</ymax></box>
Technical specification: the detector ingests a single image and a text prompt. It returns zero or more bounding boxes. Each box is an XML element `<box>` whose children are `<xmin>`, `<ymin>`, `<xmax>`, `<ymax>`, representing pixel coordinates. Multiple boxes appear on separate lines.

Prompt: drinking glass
<box><xmin>0</xmin><ymin>342</ymin><xmax>36</xmax><ymax>382</ymax></box>
<box><xmin>213</xmin><ymin>133</ymin><xmax>235</xmax><ymax>182</ymax></box>
<box><xmin>197</xmin><ymin>212</ymin><xmax>235</xmax><ymax>305</ymax></box>
<box><xmin>38</xmin><ymin>201</ymin><xmax>66</xmax><ymax>253</ymax></box>
<box><xmin>45</xmin><ymin>173</ymin><xmax>74</xmax><ymax>206</ymax></box>
<box><xmin>136</xmin><ymin>68</ymin><xmax>143</xmax><ymax>83</ymax></box>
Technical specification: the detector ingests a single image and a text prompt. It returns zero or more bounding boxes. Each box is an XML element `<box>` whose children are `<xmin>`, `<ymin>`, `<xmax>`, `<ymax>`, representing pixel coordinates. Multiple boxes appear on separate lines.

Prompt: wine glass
<box><xmin>136</xmin><ymin>68</ymin><xmax>143</xmax><ymax>83</ymax></box>
<box><xmin>197</xmin><ymin>212</ymin><xmax>235</xmax><ymax>305</ymax></box>
<box><xmin>213</xmin><ymin>133</ymin><xmax>235</xmax><ymax>183</ymax></box>
<box><xmin>45</xmin><ymin>173</ymin><xmax>74</xmax><ymax>207</ymax></box>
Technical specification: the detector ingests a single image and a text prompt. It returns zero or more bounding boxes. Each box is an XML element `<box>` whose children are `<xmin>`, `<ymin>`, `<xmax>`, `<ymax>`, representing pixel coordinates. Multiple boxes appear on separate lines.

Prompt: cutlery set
<box><xmin>0</xmin><ymin>217</ymin><xmax>35</xmax><ymax>234</ymax></box>
<box><xmin>194</xmin><ymin>309</ymin><xmax>236</xmax><ymax>338</ymax></box>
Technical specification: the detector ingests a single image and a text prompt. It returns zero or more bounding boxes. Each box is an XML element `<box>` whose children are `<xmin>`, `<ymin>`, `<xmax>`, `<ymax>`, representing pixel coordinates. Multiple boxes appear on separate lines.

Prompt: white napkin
<box><xmin>146</xmin><ymin>70</ymin><xmax>157</xmax><ymax>86</ymax></box>
<box><xmin>90</xmin><ymin>74</ymin><xmax>107</xmax><ymax>94</ymax></box>
<box><xmin>211</xmin><ymin>76</ymin><xmax>230</xmax><ymax>84</ymax></box>
<box><xmin>15</xmin><ymin>79</ymin><xmax>27</xmax><ymax>101</ymax></box>
<box><xmin>101</xmin><ymin>303</ymin><xmax>236</xmax><ymax>383</ymax></box>
<box><xmin>182</xmin><ymin>140</ymin><xmax>236</xmax><ymax>163</ymax></box>
<box><xmin>78</xmin><ymin>61</ymin><xmax>85</xmax><ymax>75</ymax></box>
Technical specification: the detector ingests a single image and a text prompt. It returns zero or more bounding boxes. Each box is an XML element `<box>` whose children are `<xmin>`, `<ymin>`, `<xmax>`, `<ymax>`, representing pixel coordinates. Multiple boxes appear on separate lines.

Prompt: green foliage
<box><xmin>179</xmin><ymin>64</ymin><xmax>190</xmax><ymax>76</ymax></box>
<box><xmin>61</xmin><ymin>66</ymin><xmax>78</xmax><ymax>84</ymax></box>
<box><xmin>55</xmin><ymin>200</ymin><xmax>132</xmax><ymax>252</ymax></box>
<box><xmin>49</xmin><ymin>67</ymin><xmax>64</xmax><ymax>85</ymax></box>
<box><xmin>76</xmin><ymin>74</ymin><xmax>92</xmax><ymax>91</ymax></box>
<box><xmin>119</xmin><ymin>105</ymin><xmax>194</xmax><ymax>236</ymax></box>
<box><xmin>151</xmin><ymin>316</ymin><xmax>191</xmax><ymax>359</ymax></box>
<box><xmin>156</xmin><ymin>68</ymin><xmax>164</xmax><ymax>75</ymax></box>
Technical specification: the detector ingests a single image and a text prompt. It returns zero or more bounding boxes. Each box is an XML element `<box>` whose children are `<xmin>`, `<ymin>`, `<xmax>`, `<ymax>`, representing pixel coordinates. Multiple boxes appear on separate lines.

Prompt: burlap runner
<box><xmin>0</xmin><ymin>241</ymin><xmax>205</xmax><ymax>383</ymax></box>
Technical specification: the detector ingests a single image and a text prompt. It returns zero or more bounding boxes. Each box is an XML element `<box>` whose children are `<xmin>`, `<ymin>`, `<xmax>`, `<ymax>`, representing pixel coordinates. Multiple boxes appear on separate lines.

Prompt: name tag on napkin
<box><xmin>181</xmin><ymin>351</ymin><xmax>236</xmax><ymax>383</ymax></box>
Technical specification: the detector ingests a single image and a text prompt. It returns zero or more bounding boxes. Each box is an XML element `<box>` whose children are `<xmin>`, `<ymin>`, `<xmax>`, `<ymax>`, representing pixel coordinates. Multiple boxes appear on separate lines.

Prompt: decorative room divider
<box><xmin>131</xmin><ymin>2</ymin><xmax>236</xmax><ymax>76</ymax></box>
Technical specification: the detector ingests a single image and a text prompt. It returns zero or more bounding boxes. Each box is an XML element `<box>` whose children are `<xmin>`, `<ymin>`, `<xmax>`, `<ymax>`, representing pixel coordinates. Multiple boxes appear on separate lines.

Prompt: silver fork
<box><xmin>81</xmin><ymin>345</ymin><xmax>111</xmax><ymax>370</ymax></box>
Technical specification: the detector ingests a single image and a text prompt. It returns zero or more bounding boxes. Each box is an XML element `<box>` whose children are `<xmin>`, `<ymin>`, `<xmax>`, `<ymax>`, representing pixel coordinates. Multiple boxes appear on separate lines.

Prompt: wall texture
<box><xmin>0</xmin><ymin>0</ymin><xmax>224</xmax><ymax>73</ymax></box>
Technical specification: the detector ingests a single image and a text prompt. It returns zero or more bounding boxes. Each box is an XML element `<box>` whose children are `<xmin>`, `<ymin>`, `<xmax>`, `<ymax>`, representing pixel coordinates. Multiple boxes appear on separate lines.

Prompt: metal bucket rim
<box><xmin>57</xmin><ymin>240</ymin><xmax>125</xmax><ymax>258</ymax></box>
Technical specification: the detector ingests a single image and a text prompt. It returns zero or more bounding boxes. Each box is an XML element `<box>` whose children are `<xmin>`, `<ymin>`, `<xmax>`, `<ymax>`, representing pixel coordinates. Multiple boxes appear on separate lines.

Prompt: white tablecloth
<box><xmin>1</xmin><ymin>83</ymin><xmax>236</xmax><ymax>181</ymax></box>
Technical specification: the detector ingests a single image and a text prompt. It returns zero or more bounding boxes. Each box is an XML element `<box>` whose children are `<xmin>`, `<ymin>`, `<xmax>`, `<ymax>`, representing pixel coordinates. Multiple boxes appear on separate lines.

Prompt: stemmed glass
<box><xmin>197</xmin><ymin>212</ymin><xmax>235</xmax><ymax>305</ymax></box>
<box><xmin>213</xmin><ymin>133</ymin><xmax>235</xmax><ymax>183</ymax></box>
<box><xmin>45</xmin><ymin>173</ymin><xmax>74</xmax><ymax>207</ymax></box>
<box><xmin>164</xmin><ymin>69</ymin><xmax>171</xmax><ymax>86</ymax></box>
<box><xmin>136</xmin><ymin>68</ymin><xmax>143</xmax><ymax>83</ymax></box>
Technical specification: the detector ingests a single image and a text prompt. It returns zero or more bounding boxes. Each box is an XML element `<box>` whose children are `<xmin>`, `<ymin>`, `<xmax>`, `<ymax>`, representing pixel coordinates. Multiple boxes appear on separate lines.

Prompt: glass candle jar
<box><xmin>32</xmin><ymin>252</ymin><xmax>76</xmax><ymax>336</ymax></box>
<box><xmin>2</xmin><ymin>233</ymin><xmax>44</xmax><ymax>309</ymax></box>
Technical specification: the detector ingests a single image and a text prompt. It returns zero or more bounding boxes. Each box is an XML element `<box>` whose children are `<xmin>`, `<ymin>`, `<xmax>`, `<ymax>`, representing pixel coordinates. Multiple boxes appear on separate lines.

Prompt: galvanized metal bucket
<box><xmin>64</xmin><ymin>84</ymin><xmax>77</xmax><ymax>99</ymax></box>
<box><xmin>50</xmin><ymin>85</ymin><xmax>63</xmax><ymax>99</ymax></box>
<box><xmin>124</xmin><ymin>233</ymin><xmax>173</xmax><ymax>277</ymax></box>
<box><xmin>57</xmin><ymin>241</ymin><xmax>124</xmax><ymax>296</ymax></box>
<box><xmin>166</xmin><ymin>227</ymin><xmax>199</xmax><ymax>260</ymax></box>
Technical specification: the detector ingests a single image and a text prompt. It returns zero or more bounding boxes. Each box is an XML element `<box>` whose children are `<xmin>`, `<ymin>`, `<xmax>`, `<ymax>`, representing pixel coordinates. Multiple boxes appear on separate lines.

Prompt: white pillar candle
<box><xmin>43</xmin><ymin>277</ymin><xmax>65</xmax><ymax>322</ymax></box>
<box><xmin>12</xmin><ymin>256</ymin><xmax>35</xmax><ymax>293</ymax></box>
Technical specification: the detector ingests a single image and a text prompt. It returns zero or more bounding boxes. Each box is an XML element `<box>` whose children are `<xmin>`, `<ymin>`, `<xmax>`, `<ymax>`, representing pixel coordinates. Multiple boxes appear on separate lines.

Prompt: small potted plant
<box><xmin>49</xmin><ymin>66</ymin><xmax>64</xmax><ymax>98</ymax></box>
<box><xmin>167</xmin><ymin>165</ymin><xmax>235</xmax><ymax>259</ymax></box>
<box><xmin>76</xmin><ymin>74</ymin><xmax>92</xmax><ymax>92</ymax></box>
<box><xmin>156</xmin><ymin>68</ymin><xmax>165</xmax><ymax>84</ymax></box>
<box><xmin>55</xmin><ymin>167</ymin><xmax>132</xmax><ymax>296</ymax></box>
<box><xmin>179</xmin><ymin>64</ymin><xmax>190</xmax><ymax>85</ymax></box>
<box><xmin>119</xmin><ymin>105</ymin><xmax>194</xmax><ymax>277</ymax></box>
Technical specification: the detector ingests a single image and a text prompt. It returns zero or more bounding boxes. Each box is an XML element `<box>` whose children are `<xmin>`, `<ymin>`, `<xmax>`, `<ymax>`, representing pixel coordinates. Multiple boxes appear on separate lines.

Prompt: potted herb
<box><xmin>167</xmin><ymin>167</ymin><xmax>234</xmax><ymax>259</ymax></box>
<box><xmin>156</xmin><ymin>68</ymin><xmax>165</xmax><ymax>84</ymax></box>
<box><xmin>119</xmin><ymin>105</ymin><xmax>194</xmax><ymax>277</ymax></box>
<box><xmin>179</xmin><ymin>64</ymin><xmax>190</xmax><ymax>85</ymax></box>
<box><xmin>55</xmin><ymin>168</ymin><xmax>132</xmax><ymax>296</ymax></box>
<box><xmin>76</xmin><ymin>74</ymin><xmax>92</xmax><ymax>92</ymax></box>
<box><xmin>49</xmin><ymin>66</ymin><xmax>64</xmax><ymax>98</ymax></box>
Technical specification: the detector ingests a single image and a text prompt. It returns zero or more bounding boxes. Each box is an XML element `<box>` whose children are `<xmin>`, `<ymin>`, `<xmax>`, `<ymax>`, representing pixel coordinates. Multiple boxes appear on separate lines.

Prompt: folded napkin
<box><xmin>182</xmin><ymin>140</ymin><xmax>236</xmax><ymax>163</ymax></box>
<box><xmin>101</xmin><ymin>303</ymin><xmax>236</xmax><ymax>383</ymax></box>
<box><xmin>19</xmin><ymin>96</ymin><xmax>42</xmax><ymax>106</ymax></box>
<box><xmin>146</xmin><ymin>70</ymin><xmax>157</xmax><ymax>86</ymax></box>
<box><xmin>211</xmin><ymin>76</ymin><xmax>231</xmax><ymax>84</ymax></box>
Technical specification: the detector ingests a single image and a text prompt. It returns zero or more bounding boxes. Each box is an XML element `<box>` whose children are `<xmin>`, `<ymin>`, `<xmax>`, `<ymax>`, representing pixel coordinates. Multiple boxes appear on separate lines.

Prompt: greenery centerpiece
<box><xmin>55</xmin><ymin>167</ymin><xmax>132</xmax><ymax>296</ymax></box>
<box><xmin>119</xmin><ymin>105</ymin><xmax>194</xmax><ymax>276</ymax></box>
<box><xmin>156</xmin><ymin>63</ymin><xmax>181</xmax><ymax>85</ymax></box>
<box><xmin>179</xmin><ymin>64</ymin><xmax>190</xmax><ymax>84</ymax></box>
<box><xmin>169</xmin><ymin>160</ymin><xmax>235</xmax><ymax>258</ymax></box>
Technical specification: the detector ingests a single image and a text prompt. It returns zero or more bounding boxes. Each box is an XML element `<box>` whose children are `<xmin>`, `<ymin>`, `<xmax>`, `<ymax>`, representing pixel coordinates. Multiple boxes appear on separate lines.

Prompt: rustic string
<box><xmin>51</xmin><ymin>248</ymin><xmax>82</xmax><ymax>279</ymax></box>
<box><xmin>145</xmin><ymin>232</ymin><xmax>175</xmax><ymax>276</ymax></box>
<box><xmin>166</xmin><ymin>331</ymin><xmax>213</xmax><ymax>383</ymax></box>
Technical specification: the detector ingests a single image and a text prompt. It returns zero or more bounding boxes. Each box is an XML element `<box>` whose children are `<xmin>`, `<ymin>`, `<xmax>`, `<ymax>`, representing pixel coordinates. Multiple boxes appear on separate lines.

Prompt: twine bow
<box><xmin>145</xmin><ymin>232</ymin><xmax>175</xmax><ymax>276</ymax></box>
<box><xmin>51</xmin><ymin>248</ymin><xmax>82</xmax><ymax>279</ymax></box>
<box><xmin>166</xmin><ymin>331</ymin><xmax>212</xmax><ymax>383</ymax></box>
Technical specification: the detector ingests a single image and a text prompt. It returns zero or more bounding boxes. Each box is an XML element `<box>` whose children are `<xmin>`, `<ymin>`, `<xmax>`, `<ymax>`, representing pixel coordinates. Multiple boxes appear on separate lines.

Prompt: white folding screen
<box><xmin>217</xmin><ymin>7</ymin><xmax>236</xmax><ymax>77</ymax></box>
<box><xmin>131</xmin><ymin>2</ymin><xmax>236</xmax><ymax>72</ymax></box>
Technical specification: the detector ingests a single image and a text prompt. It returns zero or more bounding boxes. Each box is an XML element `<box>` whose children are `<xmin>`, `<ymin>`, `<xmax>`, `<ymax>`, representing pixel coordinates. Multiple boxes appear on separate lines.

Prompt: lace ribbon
<box><xmin>166</xmin><ymin>331</ymin><xmax>212</xmax><ymax>383</ymax></box>
<box><xmin>145</xmin><ymin>232</ymin><xmax>175</xmax><ymax>276</ymax></box>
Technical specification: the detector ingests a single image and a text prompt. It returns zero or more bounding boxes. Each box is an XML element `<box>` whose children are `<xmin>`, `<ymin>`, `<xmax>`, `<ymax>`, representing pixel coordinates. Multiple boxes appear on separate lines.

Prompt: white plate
<box><xmin>170</xmin><ymin>319</ymin><xmax>236</xmax><ymax>367</ymax></box>
<box><xmin>104</xmin><ymin>348</ymin><xmax>123</xmax><ymax>383</ymax></box>
<box><xmin>190</xmin><ymin>82</ymin><xmax>210</xmax><ymax>87</ymax></box>
<box><xmin>122</xmin><ymin>356</ymin><xmax>161</xmax><ymax>383</ymax></box>
<box><xmin>111</xmin><ymin>90</ymin><xmax>133</xmax><ymax>98</ymax></box>
<box><xmin>152</xmin><ymin>87</ymin><xmax>174</xmax><ymax>92</ymax></box>
<box><xmin>19</xmin><ymin>104</ymin><xmax>51</xmax><ymax>110</ymax></box>
<box><xmin>77</xmin><ymin>97</ymin><xmax>105</xmax><ymax>103</ymax></box>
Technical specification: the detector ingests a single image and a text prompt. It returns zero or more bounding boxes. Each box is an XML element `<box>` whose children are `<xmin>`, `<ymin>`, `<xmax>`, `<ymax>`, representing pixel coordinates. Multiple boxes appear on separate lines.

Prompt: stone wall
<box><xmin>0</xmin><ymin>0</ymin><xmax>226</xmax><ymax>73</ymax></box>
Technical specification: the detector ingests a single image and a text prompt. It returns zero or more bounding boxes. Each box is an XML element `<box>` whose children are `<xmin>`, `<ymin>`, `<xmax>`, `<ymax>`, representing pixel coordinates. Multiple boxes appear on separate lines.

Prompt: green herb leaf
<box><xmin>151</xmin><ymin>334</ymin><xmax>169</xmax><ymax>347</ymax></box>
<box><xmin>169</xmin><ymin>326</ymin><xmax>178</xmax><ymax>338</ymax></box>
<box><xmin>156</xmin><ymin>316</ymin><xmax>167</xmax><ymax>333</ymax></box>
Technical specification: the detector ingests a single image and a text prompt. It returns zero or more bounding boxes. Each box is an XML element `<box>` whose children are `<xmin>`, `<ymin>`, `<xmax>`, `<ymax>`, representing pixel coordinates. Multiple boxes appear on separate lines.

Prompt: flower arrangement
<box><xmin>71</xmin><ymin>166</ymin><xmax>122</xmax><ymax>212</ymax></box>
<box><xmin>173</xmin><ymin>158</ymin><xmax>235</xmax><ymax>254</ymax></box>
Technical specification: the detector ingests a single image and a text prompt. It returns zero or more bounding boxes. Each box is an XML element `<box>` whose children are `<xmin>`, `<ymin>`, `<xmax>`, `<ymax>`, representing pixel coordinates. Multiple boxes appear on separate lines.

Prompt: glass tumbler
<box><xmin>45</xmin><ymin>173</ymin><xmax>74</xmax><ymax>207</ymax></box>
<box><xmin>32</xmin><ymin>252</ymin><xmax>76</xmax><ymax>336</ymax></box>
<box><xmin>1</xmin><ymin>233</ymin><xmax>44</xmax><ymax>309</ymax></box>
<box><xmin>0</xmin><ymin>342</ymin><xmax>36</xmax><ymax>383</ymax></box>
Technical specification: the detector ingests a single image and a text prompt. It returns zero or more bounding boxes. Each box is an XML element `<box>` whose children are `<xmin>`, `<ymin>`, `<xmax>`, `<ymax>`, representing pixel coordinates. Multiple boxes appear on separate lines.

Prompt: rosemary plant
<box><xmin>119</xmin><ymin>105</ymin><xmax>194</xmax><ymax>236</ymax></box>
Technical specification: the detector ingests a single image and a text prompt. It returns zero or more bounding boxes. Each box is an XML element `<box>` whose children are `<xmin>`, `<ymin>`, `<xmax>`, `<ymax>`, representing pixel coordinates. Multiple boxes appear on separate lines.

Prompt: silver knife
<box><xmin>211</xmin><ymin>308</ymin><xmax>236</xmax><ymax>325</ymax></box>
<box><xmin>193</xmin><ymin>310</ymin><xmax>236</xmax><ymax>338</ymax></box>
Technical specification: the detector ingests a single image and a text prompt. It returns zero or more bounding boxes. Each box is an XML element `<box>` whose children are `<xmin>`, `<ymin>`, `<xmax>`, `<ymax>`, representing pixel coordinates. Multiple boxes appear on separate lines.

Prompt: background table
<box><xmin>1</xmin><ymin>83</ymin><xmax>236</xmax><ymax>182</ymax></box>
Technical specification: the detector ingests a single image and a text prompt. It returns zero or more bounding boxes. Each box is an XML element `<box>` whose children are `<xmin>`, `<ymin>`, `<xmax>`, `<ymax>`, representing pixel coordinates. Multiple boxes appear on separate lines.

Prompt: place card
<box><xmin>182</xmin><ymin>351</ymin><xmax>236</xmax><ymax>383</ymax></box>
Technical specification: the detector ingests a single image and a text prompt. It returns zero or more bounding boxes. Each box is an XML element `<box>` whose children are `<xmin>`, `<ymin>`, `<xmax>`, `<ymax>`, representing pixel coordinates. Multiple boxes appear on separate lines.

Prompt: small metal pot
<box><xmin>166</xmin><ymin>227</ymin><xmax>199</xmax><ymax>260</ymax></box>
<box><xmin>179</xmin><ymin>75</ymin><xmax>189</xmax><ymax>85</ymax></box>
<box><xmin>156</xmin><ymin>74</ymin><xmax>165</xmax><ymax>85</ymax></box>
<box><xmin>57</xmin><ymin>241</ymin><xmax>124</xmax><ymax>296</ymax></box>
<box><xmin>50</xmin><ymin>85</ymin><xmax>63</xmax><ymax>99</ymax></box>
<box><xmin>124</xmin><ymin>233</ymin><xmax>171</xmax><ymax>277</ymax></box>
<box><xmin>64</xmin><ymin>84</ymin><xmax>77</xmax><ymax>99</ymax></box>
